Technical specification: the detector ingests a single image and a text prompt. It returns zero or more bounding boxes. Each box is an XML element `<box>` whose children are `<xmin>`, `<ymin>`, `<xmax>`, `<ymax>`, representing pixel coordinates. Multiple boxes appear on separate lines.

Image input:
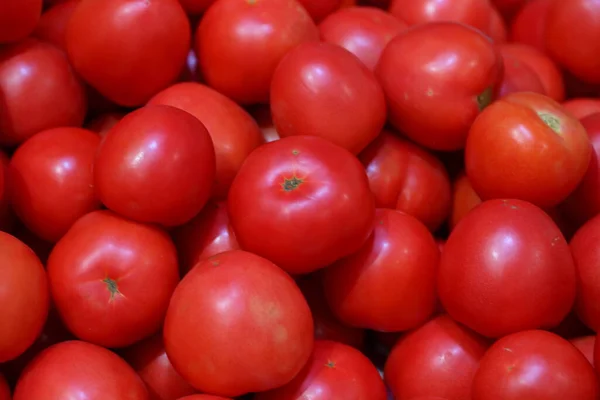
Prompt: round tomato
<box><xmin>0</xmin><ymin>0</ymin><xmax>43</xmax><ymax>43</ymax></box>
<box><xmin>33</xmin><ymin>0</ymin><xmax>79</xmax><ymax>51</ymax></box>
<box><xmin>94</xmin><ymin>105</ymin><xmax>216</xmax><ymax>226</ymax></box>
<box><xmin>47</xmin><ymin>210</ymin><xmax>180</xmax><ymax>348</ymax></box>
<box><xmin>497</xmin><ymin>50</ymin><xmax>546</xmax><ymax>98</ymax></box>
<box><xmin>0</xmin><ymin>374</ymin><xmax>8</xmax><ymax>400</ymax></box>
<box><xmin>449</xmin><ymin>170</ymin><xmax>481</xmax><ymax>230</ymax></box>
<box><xmin>562</xmin><ymin>98</ymin><xmax>600</xmax><ymax>120</ymax></box>
<box><xmin>508</xmin><ymin>0</ymin><xmax>551</xmax><ymax>51</ymax></box>
<box><xmin>163</xmin><ymin>250</ymin><xmax>314</xmax><ymax>397</ymax></box>
<box><xmin>227</xmin><ymin>136</ymin><xmax>375</xmax><ymax>275</ymax></box>
<box><xmin>85</xmin><ymin>112</ymin><xmax>125</xmax><ymax>137</ymax></box>
<box><xmin>570</xmin><ymin>335</ymin><xmax>596</xmax><ymax>366</ymax></box>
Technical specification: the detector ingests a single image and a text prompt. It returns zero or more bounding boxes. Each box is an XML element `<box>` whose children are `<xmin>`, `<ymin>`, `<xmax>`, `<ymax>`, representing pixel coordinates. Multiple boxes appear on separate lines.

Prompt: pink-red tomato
<box><xmin>85</xmin><ymin>112</ymin><xmax>125</xmax><ymax>137</ymax></box>
<box><xmin>33</xmin><ymin>0</ymin><xmax>79</xmax><ymax>51</ymax></box>
<box><xmin>298</xmin><ymin>0</ymin><xmax>342</xmax><ymax>22</ymax></box>
<box><xmin>0</xmin><ymin>0</ymin><xmax>43</xmax><ymax>43</ymax></box>
<box><xmin>449</xmin><ymin>171</ymin><xmax>481</xmax><ymax>230</ymax></box>
<box><xmin>570</xmin><ymin>335</ymin><xmax>596</xmax><ymax>366</ymax></box>
<box><xmin>0</xmin><ymin>374</ymin><xmax>8</xmax><ymax>400</ymax></box>
<box><xmin>163</xmin><ymin>250</ymin><xmax>314</xmax><ymax>397</ymax></box>
<box><xmin>487</xmin><ymin>7</ymin><xmax>507</xmax><ymax>43</ymax></box>
<box><xmin>509</xmin><ymin>0</ymin><xmax>551</xmax><ymax>51</ymax></box>
<box><xmin>94</xmin><ymin>105</ymin><xmax>216</xmax><ymax>226</ymax></box>
<box><xmin>497</xmin><ymin>51</ymin><xmax>546</xmax><ymax>98</ymax></box>
<box><xmin>227</xmin><ymin>136</ymin><xmax>375</xmax><ymax>275</ymax></box>
<box><xmin>177</xmin><ymin>0</ymin><xmax>216</xmax><ymax>15</ymax></box>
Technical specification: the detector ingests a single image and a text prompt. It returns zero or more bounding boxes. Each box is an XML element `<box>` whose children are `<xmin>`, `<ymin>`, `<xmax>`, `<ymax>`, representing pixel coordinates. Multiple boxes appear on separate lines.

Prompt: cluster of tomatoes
<box><xmin>2</xmin><ymin>0</ymin><xmax>600</xmax><ymax>399</ymax></box>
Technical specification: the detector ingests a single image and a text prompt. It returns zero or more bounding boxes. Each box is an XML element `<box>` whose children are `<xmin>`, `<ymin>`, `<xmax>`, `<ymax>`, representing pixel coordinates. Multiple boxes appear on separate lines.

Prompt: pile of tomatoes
<box><xmin>2</xmin><ymin>0</ymin><xmax>600</xmax><ymax>399</ymax></box>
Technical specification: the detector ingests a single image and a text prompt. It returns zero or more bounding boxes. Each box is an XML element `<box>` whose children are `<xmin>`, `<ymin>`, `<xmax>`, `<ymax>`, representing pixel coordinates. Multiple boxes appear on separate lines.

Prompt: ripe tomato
<box><xmin>227</xmin><ymin>136</ymin><xmax>375</xmax><ymax>274</ymax></box>
<box><xmin>33</xmin><ymin>0</ymin><xmax>79</xmax><ymax>51</ymax></box>
<box><xmin>148</xmin><ymin>82</ymin><xmax>264</xmax><ymax>198</ymax></box>
<box><xmin>163</xmin><ymin>250</ymin><xmax>314</xmax><ymax>397</ymax></box>
<box><xmin>0</xmin><ymin>39</ymin><xmax>87</xmax><ymax>146</ymax></box>
<box><xmin>472</xmin><ymin>330</ymin><xmax>599</xmax><ymax>400</ymax></box>
<box><xmin>298</xmin><ymin>0</ymin><xmax>342</xmax><ymax>22</ymax></box>
<box><xmin>508</xmin><ymin>0</ymin><xmax>551</xmax><ymax>51</ymax></box>
<box><xmin>13</xmin><ymin>341</ymin><xmax>149</xmax><ymax>399</ymax></box>
<box><xmin>94</xmin><ymin>105</ymin><xmax>216</xmax><ymax>226</ymax></box>
<box><xmin>465</xmin><ymin>92</ymin><xmax>592</xmax><ymax>208</ymax></box>
<box><xmin>85</xmin><ymin>112</ymin><xmax>125</xmax><ymax>137</ymax></box>
<box><xmin>497</xmin><ymin>50</ymin><xmax>546</xmax><ymax>98</ymax></box>
<box><xmin>570</xmin><ymin>336</ymin><xmax>596</xmax><ymax>366</ymax></box>
<box><xmin>376</xmin><ymin>22</ymin><xmax>503</xmax><ymax>151</ymax></box>
<box><xmin>449</xmin><ymin>171</ymin><xmax>481</xmax><ymax>230</ymax></box>
<box><xmin>0</xmin><ymin>0</ymin><xmax>43</xmax><ymax>43</ymax></box>
<box><xmin>0</xmin><ymin>374</ymin><xmax>8</xmax><ymax>400</ymax></box>
<box><xmin>562</xmin><ymin>98</ymin><xmax>600</xmax><ymax>120</ymax></box>
<box><xmin>66</xmin><ymin>0</ymin><xmax>190</xmax><ymax>106</ymax></box>
<box><xmin>47</xmin><ymin>210</ymin><xmax>180</xmax><ymax>348</ymax></box>
<box><xmin>195</xmin><ymin>0</ymin><xmax>319</xmax><ymax>105</ymax></box>
<box><xmin>487</xmin><ymin>7</ymin><xmax>507</xmax><ymax>43</ymax></box>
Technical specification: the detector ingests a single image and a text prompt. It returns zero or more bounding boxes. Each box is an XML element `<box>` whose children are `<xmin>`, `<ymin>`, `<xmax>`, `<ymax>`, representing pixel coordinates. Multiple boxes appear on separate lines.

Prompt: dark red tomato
<box><xmin>85</xmin><ymin>112</ymin><xmax>125</xmax><ymax>137</ymax></box>
<box><xmin>13</xmin><ymin>341</ymin><xmax>149</xmax><ymax>399</ymax></box>
<box><xmin>498</xmin><ymin>51</ymin><xmax>546</xmax><ymax>98</ymax></box>
<box><xmin>33</xmin><ymin>0</ymin><xmax>79</xmax><ymax>51</ymax></box>
<box><xmin>486</xmin><ymin>7</ymin><xmax>506</xmax><ymax>43</ymax></box>
<box><xmin>0</xmin><ymin>39</ymin><xmax>87</xmax><ymax>147</ymax></box>
<box><xmin>384</xmin><ymin>315</ymin><xmax>489</xmax><ymax>400</ymax></box>
<box><xmin>94</xmin><ymin>105</ymin><xmax>216</xmax><ymax>226</ymax></box>
<box><xmin>250</xmin><ymin>105</ymin><xmax>281</xmax><ymax>143</ymax></box>
<box><xmin>227</xmin><ymin>136</ymin><xmax>375</xmax><ymax>275</ymax></box>
<box><xmin>570</xmin><ymin>335</ymin><xmax>596</xmax><ymax>366</ymax></box>
<box><xmin>255</xmin><ymin>340</ymin><xmax>387</xmax><ymax>400</ymax></box>
<box><xmin>66</xmin><ymin>0</ymin><xmax>190</xmax><ymax>106</ymax></box>
<box><xmin>195</xmin><ymin>0</ymin><xmax>319</xmax><ymax>105</ymax></box>
<box><xmin>0</xmin><ymin>0</ymin><xmax>43</xmax><ymax>43</ymax></box>
<box><xmin>148</xmin><ymin>82</ymin><xmax>264</xmax><ymax>198</ymax></box>
<box><xmin>177</xmin><ymin>0</ymin><xmax>216</xmax><ymax>15</ymax></box>
<box><xmin>0</xmin><ymin>374</ymin><xmax>8</xmax><ymax>400</ymax></box>
<box><xmin>491</xmin><ymin>0</ymin><xmax>526</xmax><ymax>17</ymax></box>
<box><xmin>47</xmin><ymin>210</ymin><xmax>180</xmax><ymax>348</ymax></box>
<box><xmin>439</xmin><ymin>199</ymin><xmax>576</xmax><ymax>338</ymax></box>
<box><xmin>376</xmin><ymin>22</ymin><xmax>503</xmax><ymax>151</ymax></box>
<box><xmin>472</xmin><ymin>330</ymin><xmax>599</xmax><ymax>400</ymax></box>
<box><xmin>563</xmin><ymin>98</ymin><xmax>600</xmax><ymax>120</ymax></box>
<box><xmin>0</xmin><ymin>163</ymin><xmax>3</xmax><ymax>211</ymax></box>
<box><xmin>270</xmin><ymin>42</ymin><xmax>386</xmax><ymax>154</ymax></box>
<box><xmin>298</xmin><ymin>0</ymin><xmax>342</xmax><ymax>22</ymax></box>
<box><xmin>163</xmin><ymin>250</ymin><xmax>314</xmax><ymax>397</ymax></box>
<box><xmin>465</xmin><ymin>92</ymin><xmax>592</xmax><ymax>208</ymax></box>
<box><xmin>319</xmin><ymin>6</ymin><xmax>407</xmax><ymax>71</ymax></box>
<box><xmin>449</xmin><ymin>171</ymin><xmax>481</xmax><ymax>231</ymax></box>
<box><xmin>509</xmin><ymin>0</ymin><xmax>550</xmax><ymax>51</ymax></box>
<box><xmin>0</xmin><ymin>152</ymin><xmax>16</xmax><ymax>233</ymax></box>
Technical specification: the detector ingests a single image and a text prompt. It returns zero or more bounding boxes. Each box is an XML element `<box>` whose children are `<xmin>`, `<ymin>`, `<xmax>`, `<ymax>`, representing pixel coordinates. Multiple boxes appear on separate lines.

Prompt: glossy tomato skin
<box><xmin>13</xmin><ymin>341</ymin><xmax>149</xmax><ymax>399</ymax></box>
<box><xmin>376</xmin><ymin>22</ymin><xmax>503</xmax><ymax>151</ymax></box>
<box><xmin>0</xmin><ymin>0</ymin><xmax>43</xmax><ymax>43</ymax></box>
<box><xmin>66</xmin><ymin>0</ymin><xmax>190</xmax><ymax>106</ymax></box>
<box><xmin>33</xmin><ymin>0</ymin><xmax>79</xmax><ymax>51</ymax></box>
<box><xmin>497</xmin><ymin>51</ymin><xmax>546</xmax><ymax>98</ymax></box>
<box><xmin>94</xmin><ymin>105</ymin><xmax>216</xmax><ymax>226</ymax></box>
<box><xmin>449</xmin><ymin>171</ymin><xmax>481</xmax><ymax>230</ymax></box>
<box><xmin>509</xmin><ymin>0</ymin><xmax>550</xmax><ymax>51</ymax></box>
<box><xmin>227</xmin><ymin>136</ymin><xmax>375</xmax><ymax>275</ymax></box>
<box><xmin>563</xmin><ymin>98</ymin><xmax>600</xmax><ymax>120</ymax></box>
<box><xmin>472</xmin><ymin>330</ymin><xmax>599</xmax><ymax>400</ymax></box>
<box><xmin>195</xmin><ymin>0</ymin><xmax>319</xmax><ymax>105</ymax></box>
<box><xmin>570</xmin><ymin>335</ymin><xmax>596</xmax><ymax>366</ymax></box>
<box><xmin>47</xmin><ymin>210</ymin><xmax>180</xmax><ymax>348</ymax></box>
<box><xmin>163</xmin><ymin>250</ymin><xmax>314</xmax><ymax>397</ymax></box>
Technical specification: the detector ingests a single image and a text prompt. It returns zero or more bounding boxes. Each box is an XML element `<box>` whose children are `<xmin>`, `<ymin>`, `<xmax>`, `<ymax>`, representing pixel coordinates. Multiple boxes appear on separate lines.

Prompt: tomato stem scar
<box><xmin>537</xmin><ymin>112</ymin><xmax>561</xmax><ymax>134</ymax></box>
<box><xmin>282</xmin><ymin>177</ymin><xmax>303</xmax><ymax>191</ymax></box>
<box><xmin>476</xmin><ymin>87</ymin><xmax>493</xmax><ymax>112</ymax></box>
<box><xmin>103</xmin><ymin>277</ymin><xmax>121</xmax><ymax>301</ymax></box>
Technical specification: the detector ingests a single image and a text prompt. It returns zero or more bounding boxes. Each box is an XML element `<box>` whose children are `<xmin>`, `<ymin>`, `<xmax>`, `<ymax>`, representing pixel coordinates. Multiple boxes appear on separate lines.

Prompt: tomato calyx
<box><xmin>476</xmin><ymin>87</ymin><xmax>494</xmax><ymax>112</ymax></box>
<box><xmin>103</xmin><ymin>277</ymin><xmax>122</xmax><ymax>301</ymax></box>
<box><xmin>282</xmin><ymin>177</ymin><xmax>303</xmax><ymax>192</ymax></box>
<box><xmin>537</xmin><ymin>112</ymin><xmax>562</xmax><ymax>135</ymax></box>
<box><xmin>325</xmin><ymin>360</ymin><xmax>336</xmax><ymax>368</ymax></box>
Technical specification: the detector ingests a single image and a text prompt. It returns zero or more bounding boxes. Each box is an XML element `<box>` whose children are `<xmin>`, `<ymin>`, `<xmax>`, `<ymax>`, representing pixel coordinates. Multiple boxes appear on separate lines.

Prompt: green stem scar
<box><xmin>538</xmin><ymin>112</ymin><xmax>561</xmax><ymax>134</ymax></box>
<box><xmin>103</xmin><ymin>277</ymin><xmax>122</xmax><ymax>301</ymax></box>
<box><xmin>282</xmin><ymin>177</ymin><xmax>303</xmax><ymax>191</ymax></box>
<box><xmin>476</xmin><ymin>87</ymin><xmax>493</xmax><ymax>112</ymax></box>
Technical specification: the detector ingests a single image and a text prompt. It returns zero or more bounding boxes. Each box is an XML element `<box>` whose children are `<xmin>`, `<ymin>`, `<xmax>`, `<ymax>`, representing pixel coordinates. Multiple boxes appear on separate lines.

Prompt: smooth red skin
<box><xmin>0</xmin><ymin>39</ymin><xmax>87</xmax><ymax>147</ymax></box>
<box><xmin>227</xmin><ymin>136</ymin><xmax>376</xmax><ymax>275</ymax></box>
<box><xmin>13</xmin><ymin>341</ymin><xmax>149</xmax><ymax>400</ymax></box>
<box><xmin>85</xmin><ymin>112</ymin><xmax>125</xmax><ymax>137</ymax></box>
<box><xmin>509</xmin><ymin>0</ymin><xmax>550</xmax><ymax>51</ymax></box>
<box><xmin>66</xmin><ymin>0</ymin><xmax>190</xmax><ymax>106</ymax></box>
<box><xmin>449</xmin><ymin>171</ymin><xmax>481</xmax><ymax>231</ymax></box>
<box><xmin>8</xmin><ymin>127</ymin><xmax>101</xmax><ymax>243</ymax></box>
<box><xmin>177</xmin><ymin>0</ymin><xmax>216</xmax><ymax>15</ymax></box>
<box><xmin>472</xmin><ymin>330</ymin><xmax>599</xmax><ymax>400</ymax></box>
<box><xmin>563</xmin><ymin>98</ymin><xmax>600</xmax><ymax>120</ymax></box>
<box><xmin>360</xmin><ymin>131</ymin><xmax>452</xmax><ymax>232</ymax></box>
<box><xmin>47</xmin><ymin>210</ymin><xmax>180</xmax><ymax>348</ymax></box>
<box><xmin>570</xmin><ymin>336</ymin><xmax>596</xmax><ymax>366</ymax></box>
<box><xmin>148</xmin><ymin>82</ymin><xmax>264</xmax><ymax>198</ymax></box>
<box><xmin>33</xmin><ymin>0</ymin><xmax>79</xmax><ymax>51</ymax></box>
<box><xmin>270</xmin><ymin>42</ymin><xmax>386</xmax><ymax>155</ymax></box>
<box><xmin>376</xmin><ymin>22</ymin><xmax>503</xmax><ymax>151</ymax></box>
<box><xmin>384</xmin><ymin>315</ymin><xmax>489</xmax><ymax>400</ymax></box>
<box><xmin>95</xmin><ymin>105</ymin><xmax>216</xmax><ymax>226</ymax></box>
<box><xmin>487</xmin><ymin>7</ymin><xmax>506</xmax><ymax>43</ymax></box>
<box><xmin>195</xmin><ymin>0</ymin><xmax>319</xmax><ymax>105</ymax></box>
<box><xmin>0</xmin><ymin>374</ymin><xmax>9</xmax><ymax>400</ymax></box>
<box><xmin>163</xmin><ymin>250</ymin><xmax>314</xmax><ymax>397</ymax></box>
<box><xmin>324</xmin><ymin>209</ymin><xmax>439</xmax><ymax>332</ymax></box>
<box><xmin>497</xmin><ymin>53</ymin><xmax>546</xmax><ymax>98</ymax></box>
<box><xmin>298</xmin><ymin>0</ymin><xmax>342</xmax><ymax>22</ymax></box>
<box><xmin>0</xmin><ymin>0</ymin><xmax>43</xmax><ymax>43</ymax></box>
<box><xmin>465</xmin><ymin>92</ymin><xmax>592</xmax><ymax>208</ymax></box>
<box><xmin>438</xmin><ymin>199</ymin><xmax>576</xmax><ymax>338</ymax></box>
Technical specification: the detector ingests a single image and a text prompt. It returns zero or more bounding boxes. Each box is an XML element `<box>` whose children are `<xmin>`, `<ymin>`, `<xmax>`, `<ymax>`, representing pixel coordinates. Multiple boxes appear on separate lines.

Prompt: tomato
<box><xmin>66</xmin><ymin>0</ymin><xmax>190</xmax><ymax>106</ymax></box>
<box><xmin>195</xmin><ymin>0</ymin><xmax>319</xmax><ymax>105</ymax></box>
<box><xmin>449</xmin><ymin>171</ymin><xmax>481</xmax><ymax>231</ymax></box>
<box><xmin>508</xmin><ymin>0</ymin><xmax>550</xmax><ymax>51</ymax></box>
<box><xmin>384</xmin><ymin>315</ymin><xmax>489</xmax><ymax>400</ymax></box>
<box><xmin>487</xmin><ymin>7</ymin><xmax>507</xmax><ymax>43</ymax></box>
<box><xmin>376</xmin><ymin>22</ymin><xmax>503</xmax><ymax>151</ymax></box>
<box><xmin>465</xmin><ymin>92</ymin><xmax>592</xmax><ymax>208</ymax></box>
<box><xmin>0</xmin><ymin>0</ymin><xmax>43</xmax><ymax>43</ymax></box>
<box><xmin>148</xmin><ymin>82</ymin><xmax>264</xmax><ymax>198</ymax></box>
<box><xmin>177</xmin><ymin>0</ymin><xmax>216</xmax><ymax>15</ymax></box>
<box><xmin>0</xmin><ymin>374</ymin><xmax>8</xmax><ymax>400</ymax></box>
<box><xmin>94</xmin><ymin>105</ymin><xmax>216</xmax><ymax>226</ymax></box>
<box><xmin>254</xmin><ymin>340</ymin><xmax>387</xmax><ymax>400</ymax></box>
<box><xmin>497</xmin><ymin>50</ymin><xmax>546</xmax><ymax>98</ymax></box>
<box><xmin>13</xmin><ymin>341</ymin><xmax>149</xmax><ymax>399</ymax></box>
<box><xmin>298</xmin><ymin>0</ymin><xmax>342</xmax><ymax>22</ymax></box>
<box><xmin>47</xmin><ymin>210</ymin><xmax>180</xmax><ymax>348</ymax></box>
<box><xmin>563</xmin><ymin>98</ymin><xmax>600</xmax><ymax>120</ymax></box>
<box><xmin>227</xmin><ymin>136</ymin><xmax>375</xmax><ymax>275</ymax></box>
<box><xmin>163</xmin><ymin>250</ymin><xmax>314</xmax><ymax>397</ymax></box>
<box><xmin>33</xmin><ymin>0</ymin><xmax>79</xmax><ymax>51</ymax></box>
<box><xmin>472</xmin><ymin>330</ymin><xmax>599</xmax><ymax>400</ymax></box>
<box><xmin>85</xmin><ymin>112</ymin><xmax>125</xmax><ymax>137</ymax></box>
<box><xmin>570</xmin><ymin>336</ymin><xmax>596</xmax><ymax>366</ymax></box>
<box><xmin>318</xmin><ymin>6</ymin><xmax>407</xmax><ymax>71</ymax></box>
<box><xmin>0</xmin><ymin>39</ymin><xmax>87</xmax><ymax>147</ymax></box>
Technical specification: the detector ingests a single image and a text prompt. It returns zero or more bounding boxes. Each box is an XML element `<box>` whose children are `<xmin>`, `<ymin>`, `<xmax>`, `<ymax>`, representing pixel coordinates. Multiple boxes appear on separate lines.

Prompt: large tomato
<box><xmin>508</xmin><ymin>0</ymin><xmax>550</xmax><ymax>51</ymax></box>
<box><xmin>0</xmin><ymin>0</ymin><xmax>43</xmax><ymax>43</ymax></box>
<box><xmin>47</xmin><ymin>210</ymin><xmax>180</xmax><ymax>348</ymax></box>
<box><xmin>33</xmin><ymin>0</ymin><xmax>79</xmax><ymax>51</ymax></box>
<box><xmin>163</xmin><ymin>250</ymin><xmax>314</xmax><ymax>397</ymax></box>
<box><xmin>227</xmin><ymin>136</ymin><xmax>375</xmax><ymax>274</ymax></box>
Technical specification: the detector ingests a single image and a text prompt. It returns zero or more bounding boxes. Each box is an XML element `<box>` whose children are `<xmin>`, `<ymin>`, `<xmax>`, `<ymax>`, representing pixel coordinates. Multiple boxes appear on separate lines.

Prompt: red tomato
<box><xmin>94</xmin><ymin>105</ymin><xmax>216</xmax><ymax>226</ymax></box>
<box><xmin>0</xmin><ymin>374</ymin><xmax>8</xmax><ymax>400</ymax></box>
<box><xmin>148</xmin><ymin>82</ymin><xmax>264</xmax><ymax>198</ymax></box>
<box><xmin>439</xmin><ymin>199</ymin><xmax>576</xmax><ymax>338</ymax></box>
<box><xmin>13</xmin><ymin>341</ymin><xmax>149</xmax><ymax>399</ymax></box>
<box><xmin>465</xmin><ymin>92</ymin><xmax>592</xmax><ymax>208</ymax></box>
<box><xmin>177</xmin><ymin>0</ymin><xmax>216</xmax><ymax>15</ymax></box>
<box><xmin>85</xmin><ymin>112</ymin><xmax>125</xmax><ymax>137</ymax></box>
<box><xmin>570</xmin><ymin>336</ymin><xmax>596</xmax><ymax>366</ymax></box>
<box><xmin>298</xmin><ymin>0</ymin><xmax>342</xmax><ymax>22</ymax></box>
<box><xmin>384</xmin><ymin>315</ymin><xmax>489</xmax><ymax>400</ymax></box>
<box><xmin>163</xmin><ymin>250</ymin><xmax>314</xmax><ymax>397</ymax></box>
<box><xmin>563</xmin><ymin>98</ymin><xmax>600</xmax><ymax>120</ymax></box>
<box><xmin>33</xmin><ymin>0</ymin><xmax>79</xmax><ymax>51</ymax></box>
<box><xmin>195</xmin><ymin>0</ymin><xmax>319</xmax><ymax>105</ymax></box>
<box><xmin>472</xmin><ymin>330</ymin><xmax>599</xmax><ymax>400</ymax></box>
<box><xmin>376</xmin><ymin>22</ymin><xmax>503</xmax><ymax>151</ymax></box>
<box><xmin>66</xmin><ymin>0</ymin><xmax>190</xmax><ymax>106</ymax></box>
<box><xmin>0</xmin><ymin>39</ymin><xmax>87</xmax><ymax>146</ymax></box>
<box><xmin>498</xmin><ymin>51</ymin><xmax>546</xmax><ymax>98</ymax></box>
<box><xmin>0</xmin><ymin>232</ymin><xmax>49</xmax><ymax>363</ymax></box>
<box><xmin>449</xmin><ymin>171</ymin><xmax>481</xmax><ymax>230</ymax></box>
<box><xmin>486</xmin><ymin>7</ymin><xmax>507</xmax><ymax>43</ymax></box>
<box><xmin>509</xmin><ymin>0</ymin><xmax>550</xmax><ymax>51</ymax></box>
<box><xmin>227</xmin><ymin>136</ymin><xmax>375</xmax><ymax>275</ymax></box>
<box><xmin>318</xmin><ymin>6</ymin><xmax>407</xmax><ymax>71</ymax></box>
<box><xmin>254</xmin><ymin>340</ymin><xmax>387</xmax><ymax>400</ymax></box>
<box><xmin>0</xmin><ymin>0</ymin><xmax>43</xmax><ymax>43</ymax></box>
<box><xmin>47</xmin><ymin>210</ymin><xmax>180</xmax><ymax>348</ymax></box>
